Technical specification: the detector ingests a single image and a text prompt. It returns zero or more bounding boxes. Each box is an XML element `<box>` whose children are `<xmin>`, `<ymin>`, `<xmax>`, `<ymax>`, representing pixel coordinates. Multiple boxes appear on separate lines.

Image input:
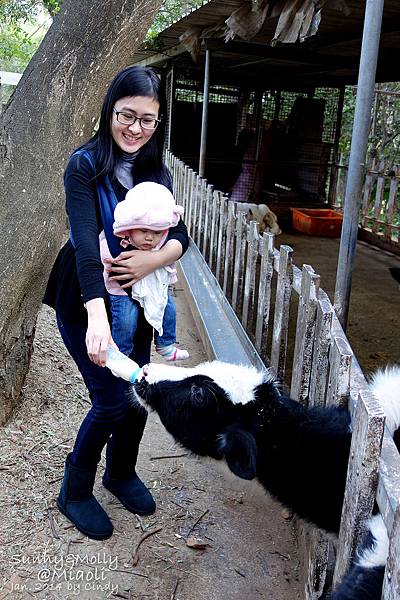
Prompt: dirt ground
<box><xmin>1</xmin><ymin>233</ymin><xmax>398</xmax><ymax>600</ymax></box>
<box><xmin>0</xmin><ymin>290</ymin><xmax>301</xmax><ymax>600</ymax></box>
<box><xmin>277</xmin><ymin>231</ymin><xmax>400</xmax><ymax>373</ymax></box>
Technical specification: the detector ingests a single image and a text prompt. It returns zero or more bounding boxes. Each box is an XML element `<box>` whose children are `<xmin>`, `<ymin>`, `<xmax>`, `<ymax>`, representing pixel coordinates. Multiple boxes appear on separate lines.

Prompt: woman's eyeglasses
<box><xmin>113</xmin><ymin>109</ymin><xmax>161</xmax><ymax>130</ymax></box>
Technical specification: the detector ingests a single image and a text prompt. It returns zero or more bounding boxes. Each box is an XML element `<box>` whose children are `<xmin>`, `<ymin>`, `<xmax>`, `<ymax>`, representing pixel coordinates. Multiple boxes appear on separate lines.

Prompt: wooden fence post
<box><xmin>176</xmin><ymin>158</ymin><xmax>183</xmax><ymax>205</ymax></box>
<box><xmin>308</xmin><ymin>295</ymin><xmax>333</xmax><ymax>407</ymax></box>
<box><xmin>385</xmin><ymin>164</ymin><xmax>399</xmax><ymax>243</ymax></box>
<box><xmin>372</xmin><ymin>158</ymin><xmax>386</xmax><ymax>234</ymax></box>
<box><xmin>223</xmin><ymin>201</ymin><xmax>235</xmax><ymax>297</ymax></box>
<box><xmin>231</xmin><ymin>211</ymin><xmax>247</xmax><ymax>313</ymax></box>
<box><xmin>326</xmin><ymin>336</ymin><xmax>352</xmax><ymax>407</ymax></box>
<box><xmin>187</xmin><ymin>169</ymin><xmax>194</xmax><ymax>237</ymax></box>
<box><xmin>382</xmin><ymin>503</ymin><xmax>400</xmax><ymax>599</ymax></box>
<box><xmin>241</xmin><ymin>220</ymin><xmax>259</xmax><ymax>331</ymax></box>
<box><xmin>270</xmin><ymin>245</ymin><xmax>293</xmax><ymax>380</ymax></box>
<box><xmin>333</xmin><ymin>389</ymin><xmax>385</xmax><ymax>585</ymax></box>
<box><xmin>290</xmin><ymin>265</ymin><xmax>320</xmax><ymax>404</ymax></box>
<box><xmin>337</xmin><ymin>153</ymin><xmax>348</xmax><ymax>207</ymax></box>
<box><xmin>193</xmin><ymin>175</ymin><xmax>200</xmax><ymax>244</ymax></box>
<box><xmin>298</xmin><ymin>526</ymin><xmax>331</xmax><ymax>600</ymax></box>
<box><xmin>255</xmin><ymin>232</ymin><xmax>275</xmax><ymax>357</ymax></box>
<box><xmin>208</xmin><ymin>190</ymin><xmax>218</xmax><ymax>272</ymax></box>
<box><xmin>216</xmin><ymin>194</ymin><xmax>227</xmax><ymax>284</ymax></box>
<box><xmin>196</xmin><ymin>178</ymin><xmax>206</xmax><ymax>248</ymax></box>
<box><xmin>202</xmin><ymin>184</ymin><xmax>213</xmax><ymax>261</ymax></box>
<box><xmin>361</xmin><ymin>155</ymin><xmax>377</xmax><ymax>227</ymax></box>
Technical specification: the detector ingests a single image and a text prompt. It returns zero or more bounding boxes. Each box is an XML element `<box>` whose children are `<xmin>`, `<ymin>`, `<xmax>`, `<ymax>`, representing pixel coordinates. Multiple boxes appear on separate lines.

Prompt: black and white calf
<box><xmin>327</xmin><ymin>514</ymin><xmax>388</xmax><ymax>600</ymax></box>
<box><xmin>134</xmin><ymin>362</ymin><xmax>399</xmax><ymax>598</ymax></box>
<box><xmin>324</xmin><ymin>367</ymin><xmax>400</xmax><ymax>598</ymax></box>
<box><xmin>135</xmin><ymin>362</ymin><xmax>400</xmax><ymax>533</ymax></box>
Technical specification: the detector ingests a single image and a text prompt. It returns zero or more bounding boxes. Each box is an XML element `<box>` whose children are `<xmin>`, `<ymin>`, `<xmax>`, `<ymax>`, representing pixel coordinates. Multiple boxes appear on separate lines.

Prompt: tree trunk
<box><xmin>0</xmin><ymin>0</ymin><xmax>163</xmax><ymax>425</ymax></box>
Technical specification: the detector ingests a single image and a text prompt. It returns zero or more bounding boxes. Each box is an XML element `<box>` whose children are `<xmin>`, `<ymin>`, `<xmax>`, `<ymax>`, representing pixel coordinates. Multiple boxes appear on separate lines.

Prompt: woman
<box><xmin>43</xmin><ymin>66</ymin><xmax>189</xmax><ymax>540</ymax></box>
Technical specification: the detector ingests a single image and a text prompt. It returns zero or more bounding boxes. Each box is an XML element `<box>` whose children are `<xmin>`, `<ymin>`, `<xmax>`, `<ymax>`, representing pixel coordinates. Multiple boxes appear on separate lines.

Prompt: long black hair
<box><xmin>79</xmin><ymin>65</ymin><xmax>171</xmax><ymax>189</ymax></box>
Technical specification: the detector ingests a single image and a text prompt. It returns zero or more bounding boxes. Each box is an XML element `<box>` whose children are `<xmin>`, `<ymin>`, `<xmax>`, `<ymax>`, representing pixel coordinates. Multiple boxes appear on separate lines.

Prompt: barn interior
<box><xmin>130</xmin><ymin>0</ymin><xmax>400</xmax><ymax>220</ymax></box>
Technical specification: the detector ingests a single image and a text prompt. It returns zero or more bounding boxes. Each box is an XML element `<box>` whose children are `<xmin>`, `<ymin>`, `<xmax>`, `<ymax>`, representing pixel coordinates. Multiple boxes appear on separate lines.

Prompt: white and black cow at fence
<box><xmin>133</xmin><ymin>362</ymin><xmax>400</xmax><ymax>599</ymax></box>
<box><xmin>327</xmin><ymin>514</ymin><xmax>388</xmax><ymax>600</ymax></box>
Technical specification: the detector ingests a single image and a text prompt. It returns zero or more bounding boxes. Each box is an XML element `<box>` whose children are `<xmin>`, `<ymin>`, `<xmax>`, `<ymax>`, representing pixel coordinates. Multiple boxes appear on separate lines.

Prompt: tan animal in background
<box><xmin>235</xmin><ymin>202</ymin><xmax>282</xmax><ymax>235</ymax></box>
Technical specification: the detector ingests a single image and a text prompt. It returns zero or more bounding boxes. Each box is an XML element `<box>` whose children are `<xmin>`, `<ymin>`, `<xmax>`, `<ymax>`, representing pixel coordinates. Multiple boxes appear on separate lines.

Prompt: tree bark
<box><xmin>0</xmin><ymin>0</ymin><xmax>163</xmax><ymax>424</ymax></box>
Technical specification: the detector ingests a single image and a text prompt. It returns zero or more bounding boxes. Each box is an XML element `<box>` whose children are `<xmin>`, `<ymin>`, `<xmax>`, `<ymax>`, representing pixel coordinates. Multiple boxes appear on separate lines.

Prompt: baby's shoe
<box><xmin>156</xmin><ymin>344</ymin><xmax>189</xmax><ymax>361</ymax></box>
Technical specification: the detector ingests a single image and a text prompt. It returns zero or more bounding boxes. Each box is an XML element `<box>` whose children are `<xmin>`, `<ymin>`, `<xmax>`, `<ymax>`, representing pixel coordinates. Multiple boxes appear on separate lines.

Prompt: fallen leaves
<box><xmin>185</xmin><ymin>536</ymin><xmax>210</xmax><ymax>550</ymax></box>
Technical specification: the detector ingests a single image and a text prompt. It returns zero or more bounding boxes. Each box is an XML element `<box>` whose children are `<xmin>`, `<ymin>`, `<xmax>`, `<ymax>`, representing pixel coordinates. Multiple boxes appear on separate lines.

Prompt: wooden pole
<box><xmin>328</xmin><ymin>86</ymin><xmax>346</xmax><ymax>207</ymax></box>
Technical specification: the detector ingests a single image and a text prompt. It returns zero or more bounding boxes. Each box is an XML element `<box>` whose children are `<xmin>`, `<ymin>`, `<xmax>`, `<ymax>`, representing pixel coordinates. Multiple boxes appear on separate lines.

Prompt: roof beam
<box><xmin>174</xmin><ymin>62</ymin><xmax>346</xmax><ymax>89</ymax></box>
<box><xmin>133</xmin><ymin>44</ymin><xmax>186</xmax><ymax>67</ymax></box>
<box><xmin>305</xmin><ymin>23</ymin><xmax>400</xmax><ymax>50</ymax></box>
<box><xmin>208</xmin><ymin>39</ymin><xmax>361</xmax><ymax>70</ymax></box>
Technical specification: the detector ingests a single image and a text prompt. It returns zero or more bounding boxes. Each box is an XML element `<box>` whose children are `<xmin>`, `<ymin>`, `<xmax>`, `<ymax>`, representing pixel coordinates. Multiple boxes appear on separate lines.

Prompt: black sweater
<box><xmin>43</xmin><ymin>153</ymin><xmax>189</xmax><ymax>324</ymax></box>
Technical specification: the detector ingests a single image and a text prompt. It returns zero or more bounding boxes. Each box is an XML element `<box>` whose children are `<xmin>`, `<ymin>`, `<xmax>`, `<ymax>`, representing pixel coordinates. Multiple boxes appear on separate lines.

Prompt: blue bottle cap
<box><xmin>130</xmin><ymin>368</ymin><xmax>142</xmax><ymax>383</ymax></box>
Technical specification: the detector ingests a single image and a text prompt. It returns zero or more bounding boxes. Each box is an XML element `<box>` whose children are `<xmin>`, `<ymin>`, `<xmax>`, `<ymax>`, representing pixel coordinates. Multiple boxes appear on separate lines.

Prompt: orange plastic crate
<box><xmin>292</xmin><ymin>208</ymin><xmax>343</xmax><ymax>237</ymax></box>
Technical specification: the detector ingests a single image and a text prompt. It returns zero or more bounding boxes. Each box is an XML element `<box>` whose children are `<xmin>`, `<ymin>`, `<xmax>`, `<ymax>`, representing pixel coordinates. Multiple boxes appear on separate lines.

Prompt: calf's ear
<box><xmin>218</xmin><ymin>426</ymin><xmax>257</xmax><ymax>480</ymax></box>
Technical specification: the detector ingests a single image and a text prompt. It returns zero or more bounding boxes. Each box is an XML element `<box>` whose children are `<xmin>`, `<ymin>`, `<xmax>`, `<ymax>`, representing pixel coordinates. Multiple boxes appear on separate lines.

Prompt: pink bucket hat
<box><xmin>113</xmin><ymin>182</ymin><xmax>184</xmax><ymax>238</ymax></box>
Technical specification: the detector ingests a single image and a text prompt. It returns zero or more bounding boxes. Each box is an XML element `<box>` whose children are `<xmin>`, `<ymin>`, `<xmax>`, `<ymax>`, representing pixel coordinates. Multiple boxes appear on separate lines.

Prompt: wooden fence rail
<box><xmin>332</xmin><ymin>154</ymin><xmax>400</xmax><ymax>254</ymax></box>
<box><xmin>166</xmin><ymin>150</ymin><xmax>400</xmax><ymax>600</ymax></box>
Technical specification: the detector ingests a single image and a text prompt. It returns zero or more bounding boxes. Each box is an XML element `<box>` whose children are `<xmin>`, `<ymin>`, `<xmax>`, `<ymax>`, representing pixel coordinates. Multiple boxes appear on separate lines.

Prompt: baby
<box><xmin>100</xmin><ymin>182</ymin><xmax>189</xmax><ymax>362</ymax></box>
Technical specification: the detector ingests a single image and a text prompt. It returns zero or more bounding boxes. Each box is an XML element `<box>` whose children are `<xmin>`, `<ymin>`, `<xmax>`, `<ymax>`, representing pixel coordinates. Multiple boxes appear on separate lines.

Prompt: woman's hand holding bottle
<box><xmin>85</xmin><ymin>298</ymin><xmax>116</xmax><ymax>366</ymax></box>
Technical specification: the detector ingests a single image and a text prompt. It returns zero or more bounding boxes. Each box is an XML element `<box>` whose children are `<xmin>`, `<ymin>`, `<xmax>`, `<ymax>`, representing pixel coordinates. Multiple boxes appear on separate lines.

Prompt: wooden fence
<box><xmin>166</xmin><ymin>150</ymin><xmax>400</xmax><ymax>599</ymax></box>
<box><xmin>332</xmin><ymin>155</ymin><xmax>400</xmax><ymax>254</ymax></box>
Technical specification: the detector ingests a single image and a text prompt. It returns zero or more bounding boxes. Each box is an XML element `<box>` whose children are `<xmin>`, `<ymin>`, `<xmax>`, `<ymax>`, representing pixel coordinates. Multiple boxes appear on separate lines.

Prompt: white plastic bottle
<box><xmin>105</xmin><ymin>346</ymin><xmax>142</xmax><ymax>383</ymax></box>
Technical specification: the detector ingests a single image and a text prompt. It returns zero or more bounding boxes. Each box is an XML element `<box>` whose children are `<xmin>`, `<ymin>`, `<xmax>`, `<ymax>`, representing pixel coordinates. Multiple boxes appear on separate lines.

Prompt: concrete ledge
<box><xmin>0</xmin><ymin>71</ymin><xmax>22</xmax><ymax>86</ymax></box>
<box><xmin>177</xmin><ymin>239</ymin><xmax>266</xmax><ymax>370</ymax></box>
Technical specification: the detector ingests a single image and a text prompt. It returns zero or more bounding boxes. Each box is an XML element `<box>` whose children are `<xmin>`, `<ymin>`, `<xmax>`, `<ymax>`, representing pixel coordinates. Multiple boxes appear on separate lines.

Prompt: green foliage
<box><xmin>340</xmin><ymin>84</ymin><xmax>400</xmax><ymax>167</ymax></box>
<box><xmin>41</xmin><ymin>0</ymin><xmax>60</xmax><ymax>17</ymax></box>
<box><xmin>0</xmin><ymin>0</ymin><xmax>205</xmax><ymax>105</ymax></box>
<box><xmin>339</xmin><ymin>87</ymin><xmax>356</xmax><ymax>155</ymax></box>
<box><xmin>0</xmin><ymin>0</ymin><xmax>206</xmax><ymax>76</ymax></box>
<box><xmin>145</xmin><ymin>0</ymin><xmax>204</xmax><ymax>45</ymax></box>
<box><xmin>0</xmin><ymin>0</ymin><xmax>60</xmax><ymax>75</ymax></box>
<box><xmin>0</xmin><ymin>0</ymin><xmax>60</xmax><ymax>23</ymax></box>
<box><xmin>0</xmin><ymin>22</ymin><xmax>44</xmax><ymax>72</ymax></box>
<box><xmin>0</xmin><ymin>17</ymin><xmax>47</xmax><ymax>104</ymax></box>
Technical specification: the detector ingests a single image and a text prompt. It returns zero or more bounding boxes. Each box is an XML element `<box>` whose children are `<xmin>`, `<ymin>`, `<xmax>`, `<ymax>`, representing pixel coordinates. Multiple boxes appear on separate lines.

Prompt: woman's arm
<box><xmin>66</xmin><ymin>155</ymin><xmax>113</xmax><ymax>364</ymax></box>
<box><xmin>104</xmin><ymin>239</ymin><xmax>183</xmax><ymax>289</ymax></box>
<box><xmin>65</xmin><ymin>154</ymin><xmax>106</xmax><ymax>303</ymax></box>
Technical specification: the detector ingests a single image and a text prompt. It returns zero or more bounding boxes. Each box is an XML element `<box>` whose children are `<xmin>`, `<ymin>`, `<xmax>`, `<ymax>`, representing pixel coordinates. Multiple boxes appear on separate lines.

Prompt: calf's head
<box><xmin>134</xmin><ymin>365</ymin><xmax>258</xmax><ymax>480</ymax></box>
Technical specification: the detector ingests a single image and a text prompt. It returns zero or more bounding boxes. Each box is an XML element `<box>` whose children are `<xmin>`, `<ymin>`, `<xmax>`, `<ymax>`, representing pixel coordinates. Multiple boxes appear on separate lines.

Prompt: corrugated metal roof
<box><xmin>157</xmin><ymin>0</ymin><xmax>212</xmax><ymax>31</ymax></box>
<box><xmin>131</xmin><ymin>0</ymin><xmax>400</xmax><ymax>86</ymax></box>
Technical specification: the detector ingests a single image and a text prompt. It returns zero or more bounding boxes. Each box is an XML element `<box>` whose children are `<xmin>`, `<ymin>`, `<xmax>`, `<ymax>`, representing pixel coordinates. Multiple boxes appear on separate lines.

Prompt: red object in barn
<box><xmin>291</xmin><ymin>208</ymin><xmax>343</xmax><ymax>237</ymax></box>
